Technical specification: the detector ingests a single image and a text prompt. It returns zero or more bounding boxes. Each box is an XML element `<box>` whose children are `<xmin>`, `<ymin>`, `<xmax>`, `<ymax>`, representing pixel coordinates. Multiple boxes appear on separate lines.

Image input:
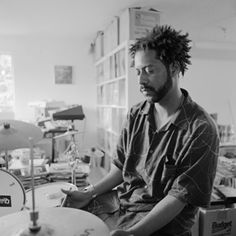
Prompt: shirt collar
<box><xmin>140</xmin><ymin>89</ymin><xmax>193</xmax><ymax>131</ymax></box>
<box><xmin>170</xmin><ymin>88</ymin><xmax>193</xmax><ymax>130</ymax></box>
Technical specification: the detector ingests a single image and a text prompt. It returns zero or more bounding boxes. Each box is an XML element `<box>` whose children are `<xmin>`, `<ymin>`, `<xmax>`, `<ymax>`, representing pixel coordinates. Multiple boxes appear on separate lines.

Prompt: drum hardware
<box><xmin>0</xmin><ymin>137</ymin><xmax>110</xmax><ymax>236</ymax></box>
<box><xmin>51</xmin><ymin>105</ymin><xmax>85</xmax><ymax>163</ymax></box>
<box><xmin>55</xmin><ymin>125</ymin><xmax>83</xmax><ymax>184</ymax></box>
<box><xmin>28</xmin><ymin>138</ymin><xmax>41</xmax><ymax>232</ymax></box>
<box><xmin>0</xmin><ymin>120</ymin><xmax>43</xmax><ymax>231</ymax></box>
<box><xmin>54</xmin><ymin>130</ymin><xmax>79</xmax><ymax>139</ymax></box>
<box><xmin>0</xmin><ymin>119</ymin><xmax>110</xmax><ymax>235</ymax></box>
<box><xmin>60</xmin><ymin>122</ymin><xmax>80</xmax><ymax>159</ymax></box>
<box><xmin>0</xmin><ymin>119</ymin><xmax>43</xmax><ymax>218</ymax></box>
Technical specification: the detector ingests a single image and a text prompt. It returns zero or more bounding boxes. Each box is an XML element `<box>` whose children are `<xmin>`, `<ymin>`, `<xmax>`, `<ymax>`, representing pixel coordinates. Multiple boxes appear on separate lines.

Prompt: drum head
<box><xmin>26</xmin><ymin>182</ymin><xmax>77</xmax><ymax>208</ymax></box>
<box><xmin>0</xmin><ymin>169</ymin><xmax>26</xmax><ymax>217</ymax></box>
<box><xmin>0</xmin><ymin>208</ymin><xmax>110</xmax><ymax>236</ymax></box>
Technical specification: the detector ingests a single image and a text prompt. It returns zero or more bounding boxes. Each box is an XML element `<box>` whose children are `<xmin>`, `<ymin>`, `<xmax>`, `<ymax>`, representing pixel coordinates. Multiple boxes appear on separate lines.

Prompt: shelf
<box><xmin>97</xmin><ymin>75</ymin><xmax>126</xmax><ymax>86</ymax></box>
<box><xmin>97</xmin><ymin>105</ymin><xmax>126</xmax><ymax>109</ymax></box>
<box><xmin>95</xmin><ymin>40</ymin><xmax>131</xmax><ymax>65</ymax></box>
<box><xmin>95</xmin><ymin>40</ymin><xmax>142</xmax><ymax>170</ymax></box>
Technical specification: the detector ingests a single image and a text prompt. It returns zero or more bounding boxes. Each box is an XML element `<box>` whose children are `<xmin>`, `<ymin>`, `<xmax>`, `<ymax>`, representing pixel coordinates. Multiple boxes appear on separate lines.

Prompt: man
<box><xmin>62</xmin><ymin>25</ymin><xmax>219</xmax><ymax>236</ymax></box>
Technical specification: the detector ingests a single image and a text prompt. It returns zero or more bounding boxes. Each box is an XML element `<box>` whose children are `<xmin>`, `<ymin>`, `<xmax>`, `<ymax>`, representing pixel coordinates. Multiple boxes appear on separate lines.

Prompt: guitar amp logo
<box><xmin>0</xmin><ymin>195</ymin><xmax>11</xmax><ymax>207</ymax></box>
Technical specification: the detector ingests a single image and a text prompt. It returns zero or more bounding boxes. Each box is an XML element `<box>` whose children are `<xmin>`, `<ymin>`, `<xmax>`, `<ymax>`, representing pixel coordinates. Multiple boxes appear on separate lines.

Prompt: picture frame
<box><xmin>54</xmin><ymin>65</ymin><xmax>73</xmax><ymax>84</ymax></box>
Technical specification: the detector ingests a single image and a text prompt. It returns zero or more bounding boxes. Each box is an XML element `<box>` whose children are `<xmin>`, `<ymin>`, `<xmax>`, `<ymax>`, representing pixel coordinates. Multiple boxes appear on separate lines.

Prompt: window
<box><xmin>0</xmin><ymin>55</ymin><xmax>14</xmax><ymax>113</ymax></box>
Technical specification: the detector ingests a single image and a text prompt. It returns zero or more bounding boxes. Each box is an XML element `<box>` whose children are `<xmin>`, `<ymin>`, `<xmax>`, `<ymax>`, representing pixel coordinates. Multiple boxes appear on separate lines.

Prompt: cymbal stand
<box><xmin>19</xmin><ymin>138</ymin><xmax>54</xmax><ymax>236</ymax></box>
<box><xmin>63</xmin><ymin>120</ymin><xmax>81</xmax><ymax>185</ymax></box>
<box><xmin>28</xmin><ymin>137</ymin><xmax>41</xmax><ymax>232</ymax></box>
<box><xmin>63</xmin><ymin>120</ymin><xmax>80</xmax><ymax>162</ymax></box>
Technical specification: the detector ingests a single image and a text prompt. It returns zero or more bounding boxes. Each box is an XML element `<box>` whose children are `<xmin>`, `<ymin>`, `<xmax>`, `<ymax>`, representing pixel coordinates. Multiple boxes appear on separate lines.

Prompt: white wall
<box><xmin>0</xmin><ymin>35</ymin><xmax>97</xmax><ymax>149</ymax></box>
<box><xmin>1</xmin><ymin>34</ymin><xmax>236</xmax><ymax>149</ymax></box>
<box><xmin>181</xmin><ymin>47</ymin><xmax>236</xmax><ymax>126</ymax></box>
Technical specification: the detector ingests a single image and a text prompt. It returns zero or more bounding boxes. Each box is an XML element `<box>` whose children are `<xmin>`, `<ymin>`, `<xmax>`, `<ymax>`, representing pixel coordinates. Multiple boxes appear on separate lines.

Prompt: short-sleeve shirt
<box><xmin>112</xmin><ymin>89</ymin><xmax>219</xmax><ymax>235</ymax></box>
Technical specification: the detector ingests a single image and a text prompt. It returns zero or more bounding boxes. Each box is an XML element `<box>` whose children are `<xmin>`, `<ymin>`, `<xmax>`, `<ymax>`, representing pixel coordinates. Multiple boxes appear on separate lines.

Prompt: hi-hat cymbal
<box><xmin>0</xmin><ymin>120</ymin><xmax>43</xmax><ymax>151</ymax></box>
<box><xmin>0</xmin><ymin>208</ymin><xmax>110</xmax><ymax>236</ymax></box>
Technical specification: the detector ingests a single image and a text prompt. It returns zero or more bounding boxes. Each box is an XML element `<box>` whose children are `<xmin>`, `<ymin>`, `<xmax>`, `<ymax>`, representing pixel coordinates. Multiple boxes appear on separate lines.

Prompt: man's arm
<box><xmin>111</xmin><ymin>195</ymin><xmax>186</xmax><ymax>236</ymax></box>
<box><xmin>92</xmin><ymin>163</ymin><xmax>123</xmax><ymax>195</ymax></box>
<box><xmin>61</xmin><ymin>164</ymin><xmax>123</xmax><ymax>208</ymax></box>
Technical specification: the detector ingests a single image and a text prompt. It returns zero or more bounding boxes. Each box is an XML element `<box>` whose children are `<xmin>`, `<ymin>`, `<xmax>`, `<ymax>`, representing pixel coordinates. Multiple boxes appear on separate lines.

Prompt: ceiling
<box><xmin>0</xmin><ymin>0</ymin><xmax>236</xmax><ymax>45</ymax></box>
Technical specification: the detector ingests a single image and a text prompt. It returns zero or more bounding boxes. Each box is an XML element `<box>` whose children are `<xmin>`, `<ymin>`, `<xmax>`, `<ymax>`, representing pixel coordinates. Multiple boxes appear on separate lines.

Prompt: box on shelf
<box><xmin>119</xmin><ymin>7</ymin><xmax>160</xmax><ymax>44</ymax></box>
<box><xmin>103</xmin><ymin>16</ymin><xmax>119</xmax><ymax>55</ymax></box>
<box><xmin>199</xmin><ymin>206</ymin><xmax>236</xmax><ymax>236</ymax></box>
<box><xmin>28</xmin><ymin>100</ymin><xmax>66</xmax><ymax>121</ymax></box>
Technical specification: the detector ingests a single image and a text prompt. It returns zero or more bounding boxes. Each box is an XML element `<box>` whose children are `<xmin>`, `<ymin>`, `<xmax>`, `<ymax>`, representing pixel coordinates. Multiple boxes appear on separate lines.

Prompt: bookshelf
<box><xmin>95</xmin><ymin>41</ymin><xmax>142</xmax><ymax>169</ymax></box>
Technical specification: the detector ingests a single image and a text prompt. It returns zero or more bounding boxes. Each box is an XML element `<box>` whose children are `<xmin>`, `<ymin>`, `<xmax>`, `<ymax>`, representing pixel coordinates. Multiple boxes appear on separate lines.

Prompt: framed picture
<box><xmin>54</xmin><ymin>65</ymin><xmax>73</xmax><ymax>84</ymax></box>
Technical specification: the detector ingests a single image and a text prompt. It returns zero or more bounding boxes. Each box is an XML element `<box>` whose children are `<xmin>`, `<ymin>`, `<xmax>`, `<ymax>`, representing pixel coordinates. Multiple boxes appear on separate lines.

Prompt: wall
<box><xmin>181</xmin><ymin>47</ymin><xmax>236</xmax><ymax>126</ymax></box>
<box><xmin>1</xmin><ymin>34</ymin><xmax>236</xmax><ymax>149</ymax></box>
<box><xmin>0</xmin><ymin>34</ymin><xmax>97</xmax><ymax>149</ymax></box>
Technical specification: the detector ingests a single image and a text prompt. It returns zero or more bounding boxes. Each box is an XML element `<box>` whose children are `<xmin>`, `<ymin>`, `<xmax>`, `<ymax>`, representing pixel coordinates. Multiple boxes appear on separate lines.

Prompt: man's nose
<box><xmin>138</xmin><ymin>71</ymin><xmax>148</xmax><ymax>85</ymax></box>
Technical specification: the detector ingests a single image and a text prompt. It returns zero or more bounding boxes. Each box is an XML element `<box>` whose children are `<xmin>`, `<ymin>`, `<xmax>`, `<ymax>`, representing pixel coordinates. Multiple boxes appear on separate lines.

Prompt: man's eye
<box><xmin>145</xmin><ymin>68</ymin><xmax>154</xmax><ymax>74</ymax></box>
<box><xmin>136</xmin><ymin>69</ymin><xmax>141</xmax><ymax>76</ymax></box>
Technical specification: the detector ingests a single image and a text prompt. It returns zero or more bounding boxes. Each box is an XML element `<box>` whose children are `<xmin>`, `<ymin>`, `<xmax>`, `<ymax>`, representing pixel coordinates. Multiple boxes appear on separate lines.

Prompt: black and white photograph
<box><xmin>0</xmin><ymin>1</ymin><xmax>236</xmax><ymax>236</ymax></box>
<box><xmin>54</xmin><ymin>65</ymin><xmax>73</xmax><ymax>84</ymax></box>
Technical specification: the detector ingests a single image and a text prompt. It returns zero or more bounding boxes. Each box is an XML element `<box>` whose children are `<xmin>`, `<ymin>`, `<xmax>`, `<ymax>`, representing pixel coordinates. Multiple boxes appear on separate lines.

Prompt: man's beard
<box><xmin>140</xmin><ymin>75</ymin><xmax>173</xmax><ymax>103</ymax></box>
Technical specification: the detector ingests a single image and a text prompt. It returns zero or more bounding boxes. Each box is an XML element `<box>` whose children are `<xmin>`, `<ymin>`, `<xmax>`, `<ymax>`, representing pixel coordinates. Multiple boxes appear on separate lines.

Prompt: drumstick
<box><xmin>61</xmin><ymin>187</ymin><xmax>72</xmax><ymax>207</ymax></box>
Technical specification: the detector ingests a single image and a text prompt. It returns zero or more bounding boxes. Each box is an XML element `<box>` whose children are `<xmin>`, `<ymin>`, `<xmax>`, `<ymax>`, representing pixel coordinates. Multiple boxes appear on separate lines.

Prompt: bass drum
<box><xmin>0</xmin><ymin>169</ymin><xmax>26</xmax><ymax>217</ymax></box>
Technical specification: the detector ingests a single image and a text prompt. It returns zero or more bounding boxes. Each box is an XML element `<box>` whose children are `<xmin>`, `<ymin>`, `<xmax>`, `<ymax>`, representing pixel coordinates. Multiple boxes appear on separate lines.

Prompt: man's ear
<box><xmin>170</xmin><ymin>63</ymin><xmax>180</xmax><ymax>77</ymax></box>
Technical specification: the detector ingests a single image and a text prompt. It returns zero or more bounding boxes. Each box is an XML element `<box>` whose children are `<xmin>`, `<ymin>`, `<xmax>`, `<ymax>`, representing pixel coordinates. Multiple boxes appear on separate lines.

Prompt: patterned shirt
<box><xmin>112</xmin><ymin>89</ymin><xmax>219</xmax><ymax>235</ymax></box>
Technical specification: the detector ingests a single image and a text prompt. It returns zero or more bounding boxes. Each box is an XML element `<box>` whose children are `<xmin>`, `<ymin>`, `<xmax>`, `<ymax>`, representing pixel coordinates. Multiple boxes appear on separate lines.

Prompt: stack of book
<box><xmin>9</xmin><ymin>158</ymin><xmax>50</xmax><ymax>190</ymax></box>
<box><xmin>215</xmin><ymin>155</ymin><xmax>236</xmax><ymax>188</ymax></box>
<box><xmin>48</xmin><ymin>162</ymin><xmax>89</xmax><ymax>187</ymax></box>
<box><xmin>18</xmin><ymin>174</ymin><xmax>49</xmax><ymax>190</ymax></box>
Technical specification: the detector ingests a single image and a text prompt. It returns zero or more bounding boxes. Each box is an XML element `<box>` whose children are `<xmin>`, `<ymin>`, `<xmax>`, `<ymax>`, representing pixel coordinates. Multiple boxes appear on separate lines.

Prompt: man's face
<box><xmin>134</xmin><ymin>49</ymin><xmax>172</xmax><ymax>103</ymax></box>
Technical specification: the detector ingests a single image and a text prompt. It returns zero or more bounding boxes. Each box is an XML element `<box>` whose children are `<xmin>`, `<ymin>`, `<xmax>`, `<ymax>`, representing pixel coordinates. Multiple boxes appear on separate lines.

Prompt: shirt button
<box><xmin>149</xmin><ymin>150</ymin><xmax>153</xmax><ymax>154</ymax></box>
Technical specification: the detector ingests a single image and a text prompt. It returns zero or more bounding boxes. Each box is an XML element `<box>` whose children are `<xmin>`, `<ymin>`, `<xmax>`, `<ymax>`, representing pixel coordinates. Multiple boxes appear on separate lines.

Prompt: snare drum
<box><xmin>0</xmin><ymin>169</ymin><xmax>26</xmax><ymax>217</ymax></box>
<box><xmin>25</xmin><ymin>182</ymin><xmax>77</xmax><ymax>209</ymax></box>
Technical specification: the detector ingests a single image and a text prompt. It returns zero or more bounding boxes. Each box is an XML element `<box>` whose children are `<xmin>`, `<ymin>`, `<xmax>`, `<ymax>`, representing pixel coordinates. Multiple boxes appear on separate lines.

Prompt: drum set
<box><xmin>0</xmin><ymin>120</ymin><xmax>110</xmax><ymax>236</ymax></box>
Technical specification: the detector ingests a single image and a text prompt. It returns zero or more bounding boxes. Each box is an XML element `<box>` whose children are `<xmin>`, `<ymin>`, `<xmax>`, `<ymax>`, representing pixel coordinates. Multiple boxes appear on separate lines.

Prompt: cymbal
<box><xmin>0</xmin><ymin>120</ymin><xmax>43</xmax><ymax>151</ymax></box>
<box><xmin>0</xmin><ymin>208</ymin><xmax>110</xmax><ymax>236</ymax></box>
<box><xmin>54</xmin><ymin>130</ymin><xmax>79</xmax><ymax>139</ymax></box>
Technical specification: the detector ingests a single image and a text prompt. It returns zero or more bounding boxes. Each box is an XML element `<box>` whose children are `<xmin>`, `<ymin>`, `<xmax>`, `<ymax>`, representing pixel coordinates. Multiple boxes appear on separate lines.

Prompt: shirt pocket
<box><xmin>161</xmin><ymin>163</ymin><xmax>177</xmax><ymax>195</ymax></box>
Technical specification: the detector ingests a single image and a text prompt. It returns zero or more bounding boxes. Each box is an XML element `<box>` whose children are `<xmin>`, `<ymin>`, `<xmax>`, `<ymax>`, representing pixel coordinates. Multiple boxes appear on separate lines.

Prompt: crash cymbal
<box><xmin>54</xmin><ymin>130</ymin><xmax>79</xmax><ymax>139</ymax></box>
<box><xmin>0</xmin><ymin>208</ymin><xmax>110</xmax><ymax>236</ymax></box>
<box><xmin>0</xmin><ymin>120</ymin><xmax>43</xmax><ymax>151</ymax></box>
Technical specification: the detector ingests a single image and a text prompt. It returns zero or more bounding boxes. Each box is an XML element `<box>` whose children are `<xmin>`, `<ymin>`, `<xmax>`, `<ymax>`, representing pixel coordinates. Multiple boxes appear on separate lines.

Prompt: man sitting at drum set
<box><xmin>0</xmin><ymin>25</ymin><xmax>219</xmax><ymax>236</ymax></box>
<box><xmin>61</xmin><ymin>25</ymin><xmax>219</xmax><ymax>236</ymax></box>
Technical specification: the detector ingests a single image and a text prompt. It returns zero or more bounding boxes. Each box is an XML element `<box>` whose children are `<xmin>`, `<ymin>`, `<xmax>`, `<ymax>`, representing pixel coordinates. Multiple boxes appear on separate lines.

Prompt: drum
<box><xmin>0</xmin><ymin>169</ymin><xmax>26</xmax><ymax>217</ymax></box>
<box><xmin>25</xmin><ymin>182</ymin><xmax>77</xmax><ymax>209</ymax></box>
<box><xmin>0</xmin><ymin>207</ymin><xmax>110</xmax><ymax>236</ymax></box>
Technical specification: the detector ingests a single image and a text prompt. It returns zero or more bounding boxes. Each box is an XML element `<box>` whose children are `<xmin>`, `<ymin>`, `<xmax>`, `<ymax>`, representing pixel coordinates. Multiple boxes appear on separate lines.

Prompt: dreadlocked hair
<box><xmin>129</xmin><ymin>25</ymin><xmax>192</xmax><ymax>76</ymax></box>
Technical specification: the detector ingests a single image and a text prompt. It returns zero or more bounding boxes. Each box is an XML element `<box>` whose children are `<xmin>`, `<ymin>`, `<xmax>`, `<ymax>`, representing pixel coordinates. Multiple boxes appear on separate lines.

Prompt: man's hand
<box><xmin>110</xmin><ymin>229</ymin><xmax>134</xmax><ymax>236</ymax></box>
<box><xmin>61</xmin><ymin>189</ymin><xmax>92</xmax><ymax>209</ymax></box>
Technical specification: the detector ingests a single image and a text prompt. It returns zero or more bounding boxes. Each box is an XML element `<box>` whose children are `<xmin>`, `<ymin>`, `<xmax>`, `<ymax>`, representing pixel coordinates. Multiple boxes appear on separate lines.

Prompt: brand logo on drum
<box><xmin>0</xmin><ymin>195</ymin><xmax>11</xmax><ymax>207</ymax></box>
